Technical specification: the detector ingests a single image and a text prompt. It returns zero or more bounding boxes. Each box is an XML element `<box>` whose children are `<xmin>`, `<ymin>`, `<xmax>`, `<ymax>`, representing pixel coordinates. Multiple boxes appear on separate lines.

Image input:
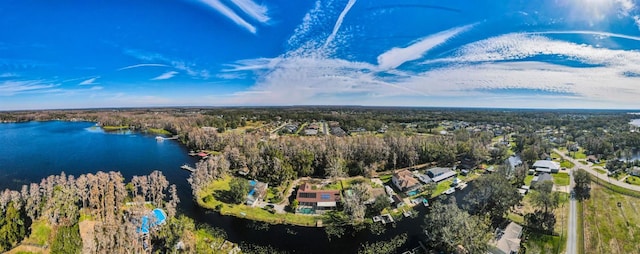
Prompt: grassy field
<box><xmin>582</xmin><ymin>183</ymin><xmax>640</xmax><ymax>254</ymax></box>
<box><xmin>553</xmin><ymin>173</ymin><xmax>570</xmax><ymax>186</ymax></box>
<box><xmin>197</xmin><ymin>176</ymin><xmax>320</xmax><ymax>227</ymax></box>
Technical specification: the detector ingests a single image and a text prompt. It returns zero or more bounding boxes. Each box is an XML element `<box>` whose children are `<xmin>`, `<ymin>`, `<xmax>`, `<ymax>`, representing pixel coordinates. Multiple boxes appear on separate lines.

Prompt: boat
<box><xmin>456</xmin><ymin>182</ymin><xmax>468</xmax><ymax>190</ymax></box>
<box><xmin>422</xmin><ymin>198</ymin><xmax>429</xmax><ymax>207</ymax></box>
<box><xmin>155</xmin><ymin>136</ymin><xmax>164</xmax><ymax>141</ymax></box>
<box><xmin>444</xmin><ymin>187</ymin><xmax>455</xmax><ymax>195</ymax></box>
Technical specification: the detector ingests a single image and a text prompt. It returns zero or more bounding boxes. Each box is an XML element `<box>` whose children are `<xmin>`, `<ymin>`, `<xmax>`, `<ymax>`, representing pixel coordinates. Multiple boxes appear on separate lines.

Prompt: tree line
<box><xmin>0</xmin><ymin>170</ymin><xmax>183</xmax><ymax>253</ymax></box>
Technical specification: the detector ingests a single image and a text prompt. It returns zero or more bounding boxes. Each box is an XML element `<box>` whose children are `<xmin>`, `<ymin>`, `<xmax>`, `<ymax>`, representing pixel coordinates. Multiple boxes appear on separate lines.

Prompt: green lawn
<box><xmin>432</xmin><ymin>179</ymin><xmax>454</xmax><ymax>197</ymax></box>
<box><xmin>524</xmin><ymin>175</ymin><xmax>534</xmax><ymax>186</ymax></box>
<box><xmin>553</xmin><ymin>173</ymin><xmax>570</xmax><ymax>186</ymax></box>
<box><xmin>593</xmin><ymin>167</ymin><xmax>607</xmax><ymax>174</ymax></box>
<box><xmin>197</xmin><ymin>176</ymin><xmax>319</xmax><ymax>227</ymax></box>
<box><xmin>101</xmin><ymin>125</ymin><xmax>129</xmax><ymax>131</ymax></box>
<box><xmin>570</xmin><ymin>149</ymin><xmax>587</xmax><ymax>159</ymax></box>
<box><xmin>583</xmin><ymin>182</ymin><xmax>640</xmax><ymax>254</ymax></box>
<box><xmin>560</xmin><ymin>160</ymin><xmax>575</xmax><ymax>169</ymax></box>
<box><xmin>146</xmin><ymin>128</ymin><xmax>171</xmax><ymax>135</ymax></box>
<box><xmin>22</xmin><ymin>220</ymin><xmax>51</xmax><ymax>246</ymax></box>
<box><xmin>625</xmin><ymin>176</ymin><xmax>640</xmax><ymax>186</ymax></box>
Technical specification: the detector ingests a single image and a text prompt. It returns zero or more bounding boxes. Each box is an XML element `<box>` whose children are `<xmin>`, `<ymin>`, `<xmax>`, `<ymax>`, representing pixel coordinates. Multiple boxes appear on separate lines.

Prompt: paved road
<box><xmin>566</xmin><ymin>169</ymin><xmax>577</xmax><ymax>254</ymax></box>
<box><xmin>553</xmin><ymin>149</ymin><xmax>640</xmax><ymax>192</ymax></box>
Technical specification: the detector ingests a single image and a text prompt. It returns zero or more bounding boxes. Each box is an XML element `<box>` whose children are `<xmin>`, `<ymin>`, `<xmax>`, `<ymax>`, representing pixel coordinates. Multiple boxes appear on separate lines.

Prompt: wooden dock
<box><xmin>180</xmin><ymin>164</ymin><xmax>195</xmax><ymax>172</ymax></box>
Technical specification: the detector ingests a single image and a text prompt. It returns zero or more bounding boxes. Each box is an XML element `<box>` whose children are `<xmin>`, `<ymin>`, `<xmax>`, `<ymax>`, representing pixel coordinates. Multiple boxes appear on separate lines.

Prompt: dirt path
<box><xmin>79</xmin><ymin>220</ymin><xmax>97</xmax><ymax>254</ymax></box>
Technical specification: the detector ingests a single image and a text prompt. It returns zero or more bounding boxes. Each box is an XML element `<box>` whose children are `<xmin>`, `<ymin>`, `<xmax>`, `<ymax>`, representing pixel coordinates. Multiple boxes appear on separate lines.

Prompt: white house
<box><xmin>532</xmin><ymin>160</ymin><xmax>560</xmax><ymax>173</ymax></box>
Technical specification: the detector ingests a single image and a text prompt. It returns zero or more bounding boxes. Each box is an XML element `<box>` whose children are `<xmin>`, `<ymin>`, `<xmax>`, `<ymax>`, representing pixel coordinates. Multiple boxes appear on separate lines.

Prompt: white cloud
<box><xmin>124</xmin><ymin>50</ymin><xmax>211</xmax><ymax>79</ymax></box>
<box><xmin>377</xmin><ymin>24</ymin><xmax>474</xmax><ymax>69</ymax></box>
<box><xmin>323</xmin><ymin>0</ymin><xmax>357</xmax><ymax>48</ymax></box>
<box><xmin>79</xmin><ymin>77</ymin><xmax>99</xmax><ymax>85</ymax></box>
<box><xmin>229</xmin><ymin>0</ymin><xmax>270</xmax><ymax>23</ymax></box>
<box><xmin>151</xmin><ymin>71</ymin><xmax>179</xmax><ymax>80</ymax></box>
<box><xmin>118</xmin><ymin>63</ymin><xmax>169</xmax><ymax>71</ymax></box>
<box><xmin>198</xmin><ymin>0</ymin><xmax>257</xmax><ymax>33</ymax></box>
<box><xmin>0</xmin><ymin>80</ymin><xmax>58</xmax><ymax>96</ymax></box>
<box><xmin>634</xmin><ymin>15</ymin><xmax>640</xmax><ymax>30</ymax></box>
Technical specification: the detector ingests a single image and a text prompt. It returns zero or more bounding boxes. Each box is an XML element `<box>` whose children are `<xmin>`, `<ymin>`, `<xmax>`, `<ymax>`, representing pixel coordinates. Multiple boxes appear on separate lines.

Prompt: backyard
<box><xmin>509</xmin><ymin>192</ymin><xmax>569</xmax><ymax>254</ymax></box>
<box><xmin>197</xmin><ymin>176</ymin><xmax>319</xmax><ymax>227</ymax></box>
<box><xmin>582</xmin><ymin>183</ymin><xmax>640</xmax><ymax>254</ymax></box>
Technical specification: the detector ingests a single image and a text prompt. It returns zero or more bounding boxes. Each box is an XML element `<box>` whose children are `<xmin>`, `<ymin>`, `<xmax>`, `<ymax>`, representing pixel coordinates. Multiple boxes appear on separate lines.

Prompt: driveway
<box><xmin>566</xmin><ymin>169</ymin><xmax>577</xmax><ymax>254</ymax></box>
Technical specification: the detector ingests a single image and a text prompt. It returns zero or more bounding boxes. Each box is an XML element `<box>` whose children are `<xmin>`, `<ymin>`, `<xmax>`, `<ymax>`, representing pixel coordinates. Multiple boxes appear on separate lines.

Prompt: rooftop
<box><xmin>532</xmin><ymin>160</ymin><xmax>560</xmax><ymax>170</ymax></box>
<box><xmin>296</xmin><ymin>183</ymin><xmax>341</xmax><ymax>203</ymax></box>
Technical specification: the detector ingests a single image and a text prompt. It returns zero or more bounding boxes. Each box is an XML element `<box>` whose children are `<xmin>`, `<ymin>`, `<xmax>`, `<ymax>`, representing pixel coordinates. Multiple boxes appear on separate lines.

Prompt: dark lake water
<box><xmin>0</xmin><ymin>121</ymin><xmax>472</xmax><ymax>253</ymax></box>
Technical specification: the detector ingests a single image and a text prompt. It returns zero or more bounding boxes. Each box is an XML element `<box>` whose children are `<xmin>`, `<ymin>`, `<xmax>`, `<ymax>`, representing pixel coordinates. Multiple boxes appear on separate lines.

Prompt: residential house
<box><xmin>504</xmin><ymin>155</ymin><xmax>523</xmax><ymax>176</ymax></box>
<box><xmin>531</xmin><ymin>173</ymin><xmax>553</xmax><ymax>187</ymax></box>
<box><xmin>391</xmin><ymin>169</ymin><xmax>422</xmax><ymax>193</ymax></box>
<box><xmin>587</xmin><ymin>155</ymin><xmax>599</xmax><ymax>164</ymax></box>
<box><xmin>628</xmin><ymin>166</ymin><xmax>640</xmax><ymax>177</ymax></box>
<box><xmin>246</xmin><ymin>180</ymin><xmax>268</xmax><ymax>206</ymax></box>
<box><xmin>296</xmin><ymin>183</ymin><xmax>341</xmax><ymax>212</ymax></box>
<box><xmin>489</xmin><ymin>222</ymin><xmax>523</xmax><ymax>254</ymax></box>
<box><xmin>532</xmin><ymin>160</ymin><xmax>560</xmax><ymax>173</ymax></box>
<box><xmin>392</xmin><ymin>194</ymin><xmax>405</xmax><ymax>208</ymax></box>
<box><xmin>427</xmin><ymin>167</ymin><xmax>457</xmax><ymax>183</ymax></box>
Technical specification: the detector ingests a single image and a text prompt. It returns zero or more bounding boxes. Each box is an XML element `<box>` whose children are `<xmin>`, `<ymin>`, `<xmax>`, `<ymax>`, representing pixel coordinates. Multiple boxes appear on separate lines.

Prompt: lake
<box><xmin>0</xmin><ymin>121</ymin><xmax>468</xmax><ymax>253</ymax></box>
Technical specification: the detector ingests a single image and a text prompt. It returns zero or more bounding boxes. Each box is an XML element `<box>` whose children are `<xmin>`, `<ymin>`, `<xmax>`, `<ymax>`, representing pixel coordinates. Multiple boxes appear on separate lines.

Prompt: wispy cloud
<box><xmin>151</xmin><ymin>71</ymin><xmax>179</xmax><ymax>80</ymax></box>
<box><xmin>124</xmin><ymin>50</ymin><xmax>211</xmax><ymax>79</ymax></box>
<box><xmin>229</xmin><ymin>0</ymin><xmax>270</xmax><ymax>23</ymax></box>
<box><xmin>79</xmin><ymin>77</ymin><xmax>99</xmax><ymax>85</ymax></box>
<box><xmin>323</xmin><ymin>0</ymin><xmax>357</xmax><ymax>48</ymax></box>
<box><xmin>118</xmin><ymin>63</ymin><xmax>169</xmax><ymax>71</ymax></box>
<box><xmin>0</xmin><ymin>80</ymin><xmax>58</xmax><ymax>96</ymax></box>
<box><xmin>0</xmin><ymin>73</ymin><xmax>18</xmax><ymax>78</ymax></box>
<box><xmin>377</xmin><ymin>24</ymin><xmax>474</xmax><ymax>69</ymax></box>
<box><xmin>198</xmin><ymin>0</ymin><xmax>257</xmax><ymax>33</ymax></box>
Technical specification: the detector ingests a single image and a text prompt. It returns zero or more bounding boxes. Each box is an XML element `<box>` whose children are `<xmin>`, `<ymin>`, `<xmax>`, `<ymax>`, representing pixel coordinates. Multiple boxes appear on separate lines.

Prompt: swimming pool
<box><xmin>297</xmin><ymin>207</ymin><xmax>315</xmax><ymax>214</ymax></box>
<box><xmin>407</xmin><ymin>190</ymin><xmax>418</xmax><ymax>196</ymax></box>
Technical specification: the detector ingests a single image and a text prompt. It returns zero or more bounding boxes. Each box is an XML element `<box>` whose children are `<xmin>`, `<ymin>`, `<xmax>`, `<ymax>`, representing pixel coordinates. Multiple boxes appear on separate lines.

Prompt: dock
<box><xmin>155</xmin><ymin>135</ymin><xmax>179</xmax><ymax>141</ymax></box>
<box><xmin>181</xmin><ymin>164</ymin><xmax>196</xmax><ymax>172</ymax></box>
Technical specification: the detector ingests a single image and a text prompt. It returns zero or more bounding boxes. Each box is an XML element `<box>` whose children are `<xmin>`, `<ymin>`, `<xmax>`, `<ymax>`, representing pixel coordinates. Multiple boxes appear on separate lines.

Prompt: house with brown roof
<box><xmin>392</xmin><ymin>169</ymin><xmax>421</xmax><ymax>194</ymax></box>
<box><xmin>295</xmin><ymin>183</ymin><xmax>341</xmax><ymax>213</ymax></box>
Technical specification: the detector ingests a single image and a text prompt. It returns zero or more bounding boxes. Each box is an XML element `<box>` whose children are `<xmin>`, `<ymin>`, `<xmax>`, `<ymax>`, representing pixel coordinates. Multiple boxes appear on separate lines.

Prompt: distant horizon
<box><xmin>3</xmin><ymin>0</ymin><xmax>640</xmax><ymax>109</ymax></box>
<box><xmin>2</xmin><ymin>104</ymin><xmax>640</xmax><ymax>113</ymax></box>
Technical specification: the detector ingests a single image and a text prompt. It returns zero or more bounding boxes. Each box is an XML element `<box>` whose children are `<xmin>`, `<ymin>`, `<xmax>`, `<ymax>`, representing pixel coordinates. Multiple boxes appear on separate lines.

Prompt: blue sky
<box><xmin>2</xmin><ymin>0</ymin><xmax>640</xmax><ymax>110</ymax></box>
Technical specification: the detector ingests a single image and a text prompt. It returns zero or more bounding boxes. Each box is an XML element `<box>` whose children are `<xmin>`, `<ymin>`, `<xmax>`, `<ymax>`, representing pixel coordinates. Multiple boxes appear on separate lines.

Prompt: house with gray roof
<box><xmin>489</xmin><ymin>222</ymin><xmax>523</xmax><ymax>254</ymax></box>
<box><xmin>531</xmin><ymin>173</ymin><xmax>553</xmax><ymax>187</ymax></box>
<box><xmin>532</xmin><ymin>160</ymin><xmax>560</xmax><ymax>173</ymax></box>
<box><xmin>427</xmin><ymin>167</ymin><xmax>457</xmax><ymax>183</ymax></box>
